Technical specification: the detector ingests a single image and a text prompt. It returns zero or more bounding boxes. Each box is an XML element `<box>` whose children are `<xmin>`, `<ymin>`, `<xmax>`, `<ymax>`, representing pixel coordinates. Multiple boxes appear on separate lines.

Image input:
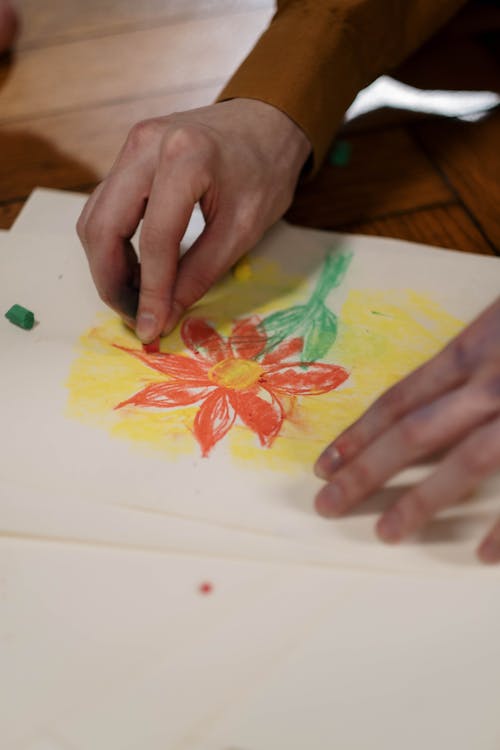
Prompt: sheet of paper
<box><xmin>2</xmin><ymin>477</ymin><xmax>361</xmax><ymax>569</ymax></box>
<box><xmin>1</xmin><ymin>224</ymin><xmax>499</xmax><ymax>573</ymax></box>
<box><xmin>12</xmin><ymin>187</ymin><xmax>88</xmax><ymax>234</ymax></box>
<box><xmin>11</xmin><ymin>186</ymin><xmax>205</xmax><ymax>249</ymax></box>
<box><xmin>0</xmin><ymin>538</ymin><xmax>330</xmax><ymax>747</ymax></box>
<box><xmin>200</xmin><ymin>566</ymin><xmax>500</xmax><ymax>750</ymax></box>
<box><xmin>1</xmin><ymin>537</ymin><xmax>499</xmax><ymax>749</ymax></box>
<box><xmin>3</xmin><ymin>220</ymin><xmax>346</xmax><ymax>569</ymax></box>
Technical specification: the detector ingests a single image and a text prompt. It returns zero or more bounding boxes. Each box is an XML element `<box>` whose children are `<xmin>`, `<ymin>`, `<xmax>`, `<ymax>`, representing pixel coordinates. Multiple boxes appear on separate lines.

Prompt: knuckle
<box><xmin>161</xmin><ymin>124</ymin><xmax>212</xmax><ymax>162</ymax></box>
<box><xmin>84</xmin><ymin>216</ymin><xmax>108</xmax><ymax>249</ymax></box>
<box><xmin>124</xmin><ymin>119</ymin><xmax>162</xmax><ymax>154</ymax></box>
<box><xmin>139</xmin><ymin>224</ymin><xmax>166</xmax><ymax>255</ymax></box>
<box><xmin>139</xmin><ymin>280</ymin><xmax>167</xmax><ymax>303</ymax></box>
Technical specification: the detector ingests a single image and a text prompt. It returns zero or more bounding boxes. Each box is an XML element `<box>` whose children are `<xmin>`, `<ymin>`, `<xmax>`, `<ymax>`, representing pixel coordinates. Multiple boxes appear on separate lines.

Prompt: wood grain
<box><xmin>287</xmin><ymin>128</ymin><xmax>454</xmax><ymax>228</ymax></box>
<box><xmin>341</xmin><ymin>203</ymin><xmax>496</xmax><ymax>256</ymax></box>
<box><xmin>414</xmin><ymin>110</ymin><xmax>500</xmax><ymax>252</ymax></box>
<box><xmin>0</xmin><ymin>9</ymin><xmax>272</xmax><ymax>122</ymax></box>
<box><xmin>0</xmin><ymin>83</ymin><xmax>221</xmax><ymax>202</ymax></box>
<box><xmin>2</xmin><ymin>0</ymin><xmax>499</xmax><ymax>268</ymax></box>
<box><xmin>16</xmin><ymin>0</ymin><xmax>273</xmax><ymax>48</ymax></box>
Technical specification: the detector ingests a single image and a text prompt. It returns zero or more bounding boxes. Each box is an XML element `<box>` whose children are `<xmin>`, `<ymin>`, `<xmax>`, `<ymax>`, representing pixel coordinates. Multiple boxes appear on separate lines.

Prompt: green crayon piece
<box><xmin>329</xmin><ymin>139</ymin><xmax>352</xmax><ymax>167</ymax></box>
<box><xmin>5</xmin><ymin>304</ymin><xmax>35</xmax><ymax>330</ymax></box>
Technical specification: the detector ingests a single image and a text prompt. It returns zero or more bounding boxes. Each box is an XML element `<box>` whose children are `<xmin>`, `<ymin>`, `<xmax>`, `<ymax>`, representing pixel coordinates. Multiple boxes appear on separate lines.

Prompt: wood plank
<box><xmin>0</xmin><ymin>83</ymin><xmax>221</xmax><ymax>202</ymax></box>
<box><xmin>339</xmin><ymin>204</ymin><xmax>496</xmax><ymax>256</ymax></box>
<box><xmin>287</xmin><ymin>127</ymin><xmax>454</xmax><ymax>228</ymax></box>
<box><xmin>0</xmin><ymin>9</ymin><xmax>272</xmax><ymax>122</ymax></box>
<box><xmin>0</xmin><ymin>200</ymin><xmax>24</xmax><ymax>229</ymax></box>
<box><xmin>16</xmin><ymin>0</ymin><xmax>273</xmax><ymax>48</ymax></box>
<box><xmin>414</xmin><ymin>110</ymin><xmax>500</xmax><ymax>251</ymax></box>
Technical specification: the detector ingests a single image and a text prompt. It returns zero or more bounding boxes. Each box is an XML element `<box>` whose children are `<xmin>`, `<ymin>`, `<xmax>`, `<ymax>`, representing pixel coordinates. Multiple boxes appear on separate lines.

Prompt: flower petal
<box><xmin>229</xmin><ymin>316</ymin><xmax>267</xmax><ymax>359</ymax></box>
<box><xmin>262</xmin><ymin>337</ymin><xmax>303</xmax><ymax>365</ymax></box>
<box><xmin>115</xmin><ymin>382</ymin><xmax>214</xmax><ymax>409</ymax></box>
<box><xmin>230</xmin><ymin>387</ymin><xmax>284</xmax><ymax>447</ymax></box>
<box><xmin>114</xmin><ymin>345</ymin><xmax>209</xmax><ymax>380</ymax></box>
<box><xmin>264</xmin><ymin>362</ymin><xmax>349</xmax><ymax>395</ymax></box>
<box><xmin>193</xmin><ymin>389</ymin><xmax>235</xmax><ymax>457</ymax></box>
<box><xmin>181</xmin><ymin>318</ymin><xmax>230</xmax><ymax>363</ymax></box>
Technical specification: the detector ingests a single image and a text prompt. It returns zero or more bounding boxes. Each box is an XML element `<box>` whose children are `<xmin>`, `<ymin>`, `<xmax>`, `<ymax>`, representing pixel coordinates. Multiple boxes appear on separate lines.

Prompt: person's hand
<box><xmin>77</xmin><ymin>99</ymin><xmax>311</xmax><ymax>343</ymax></box>
<box><xmin>0</xmin><ymin>0</ymin><xmax>19</xmax><ymax>53</ymax></box>
<box><xmin>314</xmin><ymin>298</ymin><xmax>500</xmax><ymax>563</ymax></box>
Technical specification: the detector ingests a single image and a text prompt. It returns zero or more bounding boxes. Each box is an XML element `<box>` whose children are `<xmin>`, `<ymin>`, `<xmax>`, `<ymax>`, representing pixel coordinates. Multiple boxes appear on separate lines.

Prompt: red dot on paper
<box><xmin>198</xmin><ymin>581</ymin><xmax>214</xmax><ymax>595</ymax></box>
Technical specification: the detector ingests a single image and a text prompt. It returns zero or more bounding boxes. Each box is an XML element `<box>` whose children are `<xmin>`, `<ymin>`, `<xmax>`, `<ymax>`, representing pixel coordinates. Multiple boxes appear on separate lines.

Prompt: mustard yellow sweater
<box><xmin>218</xmin><ymin>0</ymin><xmax>468</xmax><ymax>170</ymax></box>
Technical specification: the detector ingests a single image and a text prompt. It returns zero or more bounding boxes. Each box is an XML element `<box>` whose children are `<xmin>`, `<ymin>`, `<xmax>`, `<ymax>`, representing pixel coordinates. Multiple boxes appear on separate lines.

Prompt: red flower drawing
<box><xmin>115</xmin><ymin>316</ymin><xmax>349</xmax><ymax>456</ymax></box>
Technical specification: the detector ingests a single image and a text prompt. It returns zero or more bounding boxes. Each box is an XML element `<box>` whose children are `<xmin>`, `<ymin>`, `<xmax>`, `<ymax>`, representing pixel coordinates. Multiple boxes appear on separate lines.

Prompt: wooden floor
<box><xmin>1</xmin><ymin>0</ymin><xmax>499</xmax><ymax>257</ymax></box>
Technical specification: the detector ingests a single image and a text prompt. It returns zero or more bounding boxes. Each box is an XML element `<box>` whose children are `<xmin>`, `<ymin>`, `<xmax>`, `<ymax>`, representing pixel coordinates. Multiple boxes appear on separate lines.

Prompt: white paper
<box><xmin>11</xmin><ymin>186</ymin><xmax>205</xmax><ymax>249</ymax></box>
<box><xmin>2</xmin><ymin>218</ymin><xmax>499</xmax><ymax>573</ymax></box>
<box><xmin>12</xmin><ymin>188</ymin><xmax>88</xmax><ymax>234</ymax></box>
<box><xmin>1</xmin><ymin>538</ymin><xmax>499</xmax><ymax>749</ymax></box>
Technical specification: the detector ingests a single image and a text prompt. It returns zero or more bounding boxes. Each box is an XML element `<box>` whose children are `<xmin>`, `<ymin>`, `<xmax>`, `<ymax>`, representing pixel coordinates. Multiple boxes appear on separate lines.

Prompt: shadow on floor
<box><xmin>0</xmin><ymin>128</ymin><xmax>98</xmax><ymax>203</ymax></box>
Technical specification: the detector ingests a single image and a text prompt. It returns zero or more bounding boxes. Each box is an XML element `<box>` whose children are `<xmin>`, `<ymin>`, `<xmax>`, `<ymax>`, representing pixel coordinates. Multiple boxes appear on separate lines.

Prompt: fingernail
<box><xmin>315</xmin><ymin>482</ymin><xmax>344</xmax><ymax>517</ymax></box>
<box><xmin>377</xmin><ymin>508</ymin><xmax>402</xmax><ymax>543</ymax></box>
<box><xmin>136</xmin><ymin>311</ymin><xmax>157</xmax><ymax>343</ymax></box>
<box><xmin>314</xmin><ymin>446</ymin><xmax>343</xmax><ymax>480</ymax></box>
<box><xmin>478</xmin><ymin>539</ymin><xmax>500</xmax><ymax>564</ymax></box>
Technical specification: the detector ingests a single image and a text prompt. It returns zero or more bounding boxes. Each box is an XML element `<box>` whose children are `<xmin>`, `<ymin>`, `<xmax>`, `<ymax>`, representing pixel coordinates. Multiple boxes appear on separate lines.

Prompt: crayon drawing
<box><xmin>114</xmin><ymin>315</ymin><xmax>349</xmax><ymax>457</ymax></box>
<box><xmin>66</xmin><ymin>250</ymin><xmax>464</xmax><ymax>471</ymax></box>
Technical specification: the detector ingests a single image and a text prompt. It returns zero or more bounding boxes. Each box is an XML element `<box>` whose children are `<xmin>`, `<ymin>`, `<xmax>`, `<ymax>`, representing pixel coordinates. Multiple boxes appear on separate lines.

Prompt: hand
<box><xmin>77</xmin><ymin>99</ymin><xmax>311</xmax><ymax>343</ymax></box>
<box><xmin>0</xmin><ymin>0</ymin><xmax>18</xmax><ymax>53</ymax></box>
<box><xmin>314</xmin><ymin>298</ymin><xmax>500</xmax><ymax>563</ymax></box>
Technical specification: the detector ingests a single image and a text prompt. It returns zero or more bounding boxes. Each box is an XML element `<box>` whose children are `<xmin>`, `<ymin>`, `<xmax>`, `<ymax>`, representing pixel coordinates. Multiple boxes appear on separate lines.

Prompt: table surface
<box><xmin>0</xmin><ymin>0</ymin><xmax>498</xmax><ymax>257</ymax></box>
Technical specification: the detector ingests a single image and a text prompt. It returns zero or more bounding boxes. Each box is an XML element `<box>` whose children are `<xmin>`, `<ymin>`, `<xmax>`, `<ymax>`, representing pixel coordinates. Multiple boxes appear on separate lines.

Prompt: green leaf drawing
<box><xmin>260</xmin><ymin>250</ymin><xmax>353</xmax><ymax>362</ymax></box>
<box><xmin>260</xmin><ymin>305</ymin><xmax>309</xmax><ymax>352</ymax></box>
<box><xmin>302</xmin><ymin>305</ymin><xmax>339</xmax><ymax>362</ymax></box>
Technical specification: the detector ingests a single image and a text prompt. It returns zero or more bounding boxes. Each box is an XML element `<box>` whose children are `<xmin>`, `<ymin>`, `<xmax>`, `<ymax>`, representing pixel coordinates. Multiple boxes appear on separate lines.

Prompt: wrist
<box><xmin>217</xmin><ymin>97</ymin><xmax>312</xmax><ymax>175</ymax></box>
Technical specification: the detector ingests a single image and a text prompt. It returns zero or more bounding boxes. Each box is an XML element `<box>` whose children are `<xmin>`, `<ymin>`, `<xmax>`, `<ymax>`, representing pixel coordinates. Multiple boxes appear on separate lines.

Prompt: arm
<box><xmin>78</xmin><ymin>0</ymin><xmax>467</xmax><ymax>344</ymax></box>
<box><xmin>218</xmin><ymin>0</ymin><xmax>469</xmax><ymax>171</ymax></box>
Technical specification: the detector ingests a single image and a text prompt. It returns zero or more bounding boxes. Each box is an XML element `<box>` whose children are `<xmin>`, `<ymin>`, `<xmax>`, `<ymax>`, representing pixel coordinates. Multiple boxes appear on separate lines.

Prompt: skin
<box><xmin>315</xmin><ymin>298</ymin><xmax>500</xmax><ymax>563</ymax></box>
<box><xmin>0</xmin><ymin>0</ymin><xmax>18</xmax><ymax>54</ymax></box>
<box><xmin>79</xmin><ymin>98</ymin><xmax>499</xmax><ymax>563</ymax></box>
<box><xmin>77</xmin><ymin>99</ymin><xmax>311</xmax><ymax>342</ymax></box>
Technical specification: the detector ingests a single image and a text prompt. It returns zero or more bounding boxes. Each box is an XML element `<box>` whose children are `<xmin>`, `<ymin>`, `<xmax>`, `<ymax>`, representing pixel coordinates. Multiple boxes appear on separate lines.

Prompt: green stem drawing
<box><xmin>259</xmin><ymin>250</ymin><xmax>353</xmax><ymax>362</ymax></box>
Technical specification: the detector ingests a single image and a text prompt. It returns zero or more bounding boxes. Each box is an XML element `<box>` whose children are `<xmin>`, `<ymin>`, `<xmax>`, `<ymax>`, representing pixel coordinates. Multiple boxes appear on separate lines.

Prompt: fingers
<box><xmin>315</xmin><ymin>383</ymin><xmax>499</xmax><ymax>517</ymax></box>
<box><xmin>136</xmin><ymin>132</ymin><xmax>213</xmax><ymax>342</ymax></box>
<box><xmin>314</xmin><ymin>332</ymin><xmax>472</xmax><ymax>479</ymax></box>
<box><xmin>77</xmin><ymin>162</ymin><xmax>153</xmax><ymax>325</ymax></box>
<box><xmin>375</xmin><ymin>415</ymin><xmax>500</xmax><ymax>546</ymax></box>
<box><xmin>478</xmin><ymin>518</ymin><xmax>500</xmax><ymax>564</ymax></box>
<box><xmin>0</xmin><ymin>0</ymin><xmax>18</xmax><ymax>53</ymax></box>
<box><xmin>165</xmin><ymin>201</ymin><xmax>261</xmax><ymax>333</ymax></box>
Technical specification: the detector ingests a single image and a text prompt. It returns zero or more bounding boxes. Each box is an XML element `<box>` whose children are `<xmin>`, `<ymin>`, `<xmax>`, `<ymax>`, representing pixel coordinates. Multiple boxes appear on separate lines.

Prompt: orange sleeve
<box><xmin>217</xmin><ymin>0</ymin><xmax>468</xmax><ymax>172</ymax></box>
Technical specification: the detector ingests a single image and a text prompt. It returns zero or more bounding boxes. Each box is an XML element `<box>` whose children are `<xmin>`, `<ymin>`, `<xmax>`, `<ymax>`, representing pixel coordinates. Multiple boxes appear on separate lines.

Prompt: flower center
<box><xmin>209</xmin><ymin>358</ymin><xmax>263</xmax><ymax>390</ymax></box>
